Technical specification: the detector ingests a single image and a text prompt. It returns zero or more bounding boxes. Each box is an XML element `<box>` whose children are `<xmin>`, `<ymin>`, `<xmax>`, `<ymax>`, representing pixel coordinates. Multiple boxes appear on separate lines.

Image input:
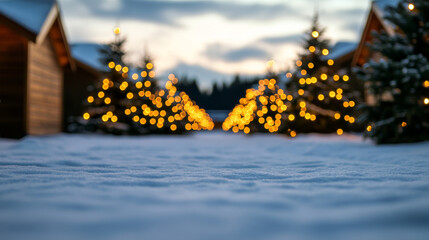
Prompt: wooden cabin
<box><xmin>0</xmin><ymin>0</ymin><xmax>74</xmax><ymax>138</ymax></box>
<box><xmin>352</xmin><ymin>0</ymin><xmax>400</xmax><ymax>104</ymax></box>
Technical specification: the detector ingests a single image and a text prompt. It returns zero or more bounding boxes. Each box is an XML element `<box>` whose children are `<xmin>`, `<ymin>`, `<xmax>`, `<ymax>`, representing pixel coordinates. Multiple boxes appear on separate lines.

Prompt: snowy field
<box><xmin>1</xmin><ymin>132</ymin><xmax>429</xmax><ymax>240</ymax></box>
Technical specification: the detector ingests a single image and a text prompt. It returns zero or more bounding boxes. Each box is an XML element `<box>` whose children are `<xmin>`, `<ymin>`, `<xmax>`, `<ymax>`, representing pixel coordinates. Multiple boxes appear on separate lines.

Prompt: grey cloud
<box><xmin>261</xmin><ymin>33</ymin><xmax>303</xmax><ymax>44</ymax></box>
<box><xmin>59</xmin><ymin>0</ymin><xmax>299</xmax><ymax>26</ymax></box>
<box><xmin>205</xmin><ymin>44</ymin><xmax>269</xmax><ymax>62</ymax></box>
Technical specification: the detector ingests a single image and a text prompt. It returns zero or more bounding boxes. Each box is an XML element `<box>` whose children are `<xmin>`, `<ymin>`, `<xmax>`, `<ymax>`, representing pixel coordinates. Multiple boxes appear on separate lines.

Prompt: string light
<box><xmin>408</xmin><ymin>3</ymin><xmax>415</xmax><ymax>11</ymax></box>
<box><xmin>312</xmin><ymin>31</ymin><xmax>319</xmax><ymax>38</ymax></box>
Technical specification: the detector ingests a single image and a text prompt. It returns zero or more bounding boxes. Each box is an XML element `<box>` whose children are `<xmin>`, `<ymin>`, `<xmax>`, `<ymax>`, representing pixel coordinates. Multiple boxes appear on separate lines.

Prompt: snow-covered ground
<box><xmin>1</xmin><ymin>132</ymin><xmax>429</xmax><ymax>240</ymax></box>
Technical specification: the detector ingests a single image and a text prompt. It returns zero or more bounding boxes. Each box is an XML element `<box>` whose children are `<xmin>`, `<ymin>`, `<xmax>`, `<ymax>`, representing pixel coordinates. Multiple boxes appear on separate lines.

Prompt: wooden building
<box><xmin>0</xmin><ymin>0</ymin><xmax>74</xmax><ymax>138</ymax></box>
<box><xmin>352</xmin><ymin>0</ymin><xmax>400</xmax><ymax>104</ymax></box>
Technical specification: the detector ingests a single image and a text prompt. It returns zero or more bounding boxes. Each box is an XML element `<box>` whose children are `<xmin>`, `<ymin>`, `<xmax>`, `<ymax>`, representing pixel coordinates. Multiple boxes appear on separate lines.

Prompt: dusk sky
<box><xmin>58</xmin><ymin>0</ymin><xmax>371</xmax><ymax>89</ymax></box>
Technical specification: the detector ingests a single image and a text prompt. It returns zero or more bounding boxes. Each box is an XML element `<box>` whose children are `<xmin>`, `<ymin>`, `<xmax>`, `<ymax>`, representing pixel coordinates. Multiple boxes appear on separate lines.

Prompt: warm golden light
<box><xmin>424</xmin><ymin>80</ymin><xmax>429</xmax><ymax>88</ymax></box>
<box><xmin>309</xmin><ymin>46</ymin><xmax>316</xmax><ymax>52</ymax></box>
<box><xmin>296</xmin><ymin>60</ymin><xmax>302</xmax><ymax>67</ymax></box>
<box><xmin>266</xmin><ymin>60</ymin><xmax>275</xmax><ymax>68</ymax></box>
<box><xmin>144</xmin><ymin>81</ymin><xmax>151</xmax><ymax>88</ymax></box>
<box><xmin>127</xmin><ymin>92</ymin><xmax>134</xmax><ymax>99</ymax></box>
<box><xmin>83</xmin><ymin>113</ymin><xmax>90</xmax><ymax>120</ymax></box>
<box><xmin>98</xmin><ymin>91</ymin><xmax>105</xmax><ymax>98</ymax></box>
<box><xmin>312</xmin><ymin>31</ymin><xmax>319</xmax><ymax>38</ymax></box>
<box><xmin>321</xmin><ymin>73</ymin><xmax>328</xmax><ymax>80</ymax></box>
<box><xmin>298</xmin><ymin>89</ymin><xmax>304</xmax><ymax>95</ymax></box>
<box><xmin>114</xmin><ymin>27</ymin><xmax>121</xmax><ymax>35</ymax></box>
<box><xmin>408</xmin><ymin>3</ymin><xmax>415</xmax><ymax>11</ymax></box>
<box><xmin>87</xmin><ymin>96</ymin><xmax>94</xmax><ymax>103</ymax></box>
<box><xmin>308</xmin><ymin>63</ymin><xmax>314</xmax><ymax>69</ymax></box>
<box><xmin>104</xmin><ymin>97</ymin><xmax>111</xmax><ymax>104</ymax></box>
<box><xmin>318</xmin><ymin>94</ymin><xmax>325</xmax><ymax>101</ymax></box>
<box><xmin>334</xmin><ymin>113</ymin><xmax>341</xmax><ymax>120</ymax></box>
<box><xmin>367</xmin><ymin>125</ymin><xmax>372</xmax><ymax>132</ymax></box>
<box><xmin>111</xmin><ymin>116</ymin><xmax>118</xmax><ymax>123</ymax></box>
<box><xmin>424</xmin><ymin>98</ymin><xmax>429</xmax><ymax>105</ymax></box>
<box><xmin>322</xmin><ymin>49</ymin><xmax>329</xmax><ymax>55</ymax></box>
<box><xmin>108</xmin><ymin>62</ymin><xmax>115</xmax><ymax>69</ymax></box>
<box><xmin>149</xmin><ymin>71</ymin><xmax>156</xmax><ymax>78</ymax></box>
<box><xmin>327</xmin><ymin>59</ymin><xmax>334</xmax><ymax>66</ymax></box>
<box><xmin>343</xmin><ymin>75</ymin><xmax>349</xmax><ymax>82</ymax></box>
<box><xmin>337</xmin><ymin>129</ymin><xmax>343</xmax><ymax>135</ymax></box>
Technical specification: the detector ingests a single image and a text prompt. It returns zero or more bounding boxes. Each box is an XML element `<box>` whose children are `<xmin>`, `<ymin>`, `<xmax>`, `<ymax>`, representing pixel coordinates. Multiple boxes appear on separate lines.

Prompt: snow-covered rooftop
<box><xmin>323</xmin><ymin>41</ymin><xmax>357</xmax><ymax>61</ymax></box>
<box><xmin>0</xmin><ymin>0</ymin><xmax>55</xmax><ymax>35</ymax></box>
<box><xmin>71</xmin><ymin>43</ymin><xmax>106</xmax><ymax>71</ymax></box>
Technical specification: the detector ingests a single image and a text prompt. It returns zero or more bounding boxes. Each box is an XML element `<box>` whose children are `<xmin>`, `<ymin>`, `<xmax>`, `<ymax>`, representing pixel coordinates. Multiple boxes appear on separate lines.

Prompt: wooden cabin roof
<box><xmin>0</xmin><ymin>0</ymin><xmax>75</xmax><ymax>70</ymax></box>
<box><xmin>352</xmin><ymin>0</ymin><xmax>401</xmax><ymax>66</ymax></box>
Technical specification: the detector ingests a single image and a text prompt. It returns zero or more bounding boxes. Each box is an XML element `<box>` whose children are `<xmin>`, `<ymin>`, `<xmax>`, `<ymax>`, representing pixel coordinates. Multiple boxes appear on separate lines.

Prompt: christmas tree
<box><xmin>286</xmin><ymin>14</ymin><xmax>360</xmax><ymax>135</ymax></box>
<box><xmin>127</xmin><ymin>72</ymin><xmax>215</xmax><ymax>134</ymax></box>
<box><xmin>357</xmin><ymin>0</ymin><xmax>429</xmax><ymax>144</ymax></box>
<box><xmin>223</xmin><ymin>61</ymin><xmax>293</xmax><ymax>135</ymax></box>
<box><xmin>82</xmin><ymin>27</ymin><xmax>131</xmax><ymax>134</ymax></box>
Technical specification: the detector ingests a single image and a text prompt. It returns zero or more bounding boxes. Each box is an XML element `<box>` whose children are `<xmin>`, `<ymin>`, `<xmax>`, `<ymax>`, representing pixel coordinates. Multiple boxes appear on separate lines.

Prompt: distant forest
<box><xmin>176</xmin><ymin>75</ymin><xmax>259</xmax><ymax>110</ymax></box>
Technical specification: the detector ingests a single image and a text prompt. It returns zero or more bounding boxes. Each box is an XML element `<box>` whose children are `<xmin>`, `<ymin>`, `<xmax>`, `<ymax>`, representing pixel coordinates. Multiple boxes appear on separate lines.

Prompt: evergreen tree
<box><xmin>357</xmin><ymin>0</ymin><xmax>429</xmax><ymax>144</ymax></box>
<box><xmin>223</xmin><ymin>62</ymin><xmax>291</xmax><ymax>134</ymax></box>
<box><xmin>286</xmin><ymin>14</ymin><xmax>359</xmax><ymax>135</ymax></box>
<box><xmin>82</xmin><ymin>27</ymin><xmax>130</xmax><ymax>134</ymax></box>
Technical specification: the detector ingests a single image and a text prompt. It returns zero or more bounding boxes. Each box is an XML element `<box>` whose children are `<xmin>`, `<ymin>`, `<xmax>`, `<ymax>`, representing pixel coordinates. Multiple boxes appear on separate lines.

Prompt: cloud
<box><xmin>260</xmin><ymin>33</ymin><xmax>303</xmax><ymax>44</ymax></box>
<box><xmin>204</xmin><ymin>44</ymin><xmax>269</xmax><ymax>62</ymax></box>
<box><xmin>59</xmin><ymin>0</ymin><xmax>299</xmax><ymax>26</ymax></box>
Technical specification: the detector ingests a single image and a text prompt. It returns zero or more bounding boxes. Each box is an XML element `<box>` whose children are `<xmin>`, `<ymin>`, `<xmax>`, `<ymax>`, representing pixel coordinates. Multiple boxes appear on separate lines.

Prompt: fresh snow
<box><xmin>1</xmin><ymin>132</ymin><xmax>429</xmax><ymax>240</ymax></box>
<box><xmin>0</xmin><ymin>0</ymin><xmax>55</xmax><ymax>35</ymax></box>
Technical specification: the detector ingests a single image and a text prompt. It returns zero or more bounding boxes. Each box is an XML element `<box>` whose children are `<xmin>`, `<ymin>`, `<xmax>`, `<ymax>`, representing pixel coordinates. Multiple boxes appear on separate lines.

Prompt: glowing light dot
<box><xmin>402</xmin><ymin>122</ymin><xmax>407</xmax><ymax>127</ymax></box>
<box><xmin>309</xmin><ymin>46</ymin><xmax>316</xmax><ymax>52</ymax></box>
<box><xmin>408</xmin><ymin>3</ymin><xmax>415</xmax><ymax>11</ymax></box>
<box><xmin>104</xmin><ymin>97</ymin><xmax>111</xmax><ymax>104</ymax></box>
<box><xmin>343</xmin><ymin>75</ymin><xmax>349</xmax><ymax>82</ymax></box>
<box><xmin>87</xmin><ymin>96</ymin><xmax>94</xmax><ymax>103</ymax></box>
<box><xmin>113</xmin><ymin>27</ymin><xmax>121</xmax><ymax>35</ymax></box>
<box><xmin>312</xmin><ymin>31</ymin><xmax>319</xmax><ymax>38</ymax></box>
<box><xmin>108</xmin><ymin>62</ymin><xmax>115</xmax><ymax>69</ymax></box>
<box><xmin>290</xmin><ymin>131</ymin><xmax>297</xmax><ymax>138</ymax></box>
<box><xmin>322</xmin><ymin>49</ymin><xmax>329</xmax><ymax>55</ymax></box>
<box><xmin>244</xmin><ymin>127</ymin><xmax>250</xmax><ymax>134</ymax></box>
<box><xmin>337</xmin><ymin>129</ymin><xmax>344</xmax><ymax>135</ymax></box>
<box><xmin>83</xmin><ymin>113</ymin><xmax>90</xmax><ymax>120</ymax></box>
<box><xmin>328</xmin><ymin>59</ymin><xmax>334</xmax><ymax>66</ymax></box>
<box><xmin>170</xmin><ymin>124</ymin><xmax>177</xmax><ymax>131</ymax></box>
<box><xmin>424</xmin><ymin>80</ymin><xmax>429</xmax><ymax>88</ymax></box>
<box><xmin>424</xmin><ymin>98</ymin><xmax>429</xmax><ymax>105</ymax></box>
<box><xmin>367</xmin><ymin>125</ymin><xmax>372</xmax><ymax>132</ymax></box>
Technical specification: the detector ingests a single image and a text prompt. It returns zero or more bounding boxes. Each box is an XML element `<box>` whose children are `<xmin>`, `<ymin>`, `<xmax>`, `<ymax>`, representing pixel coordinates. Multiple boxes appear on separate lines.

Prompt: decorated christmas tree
<box><xmin>286</xmin><ymin>14</ymin><xmax>360</xmax><ymax>135</ymax></box>
<box><xmin>82</xmin><ymin>27</ymin><xmax>131</xmax><ymax>134</ymax></box>
<box><xmin>127</xmin><ymin>72</ymin><xmax>215</xmax><ymax>134</ymax></box>
<box><xmin>357</xmin><ymin>0</ymin><xmax>429</xmax><ymax>144</ymax></box>
<box><xmin>223</xmin><ymin>61</ymin><xmax>293</xmax><ymax>135</ymax></box>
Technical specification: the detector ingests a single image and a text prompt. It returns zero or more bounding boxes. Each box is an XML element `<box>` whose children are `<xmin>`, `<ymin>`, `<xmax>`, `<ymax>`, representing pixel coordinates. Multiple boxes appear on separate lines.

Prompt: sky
<box><xmin>58</xmin><ymin>0</ymin><xmax>371</xmax><ymax>90</ymax></box>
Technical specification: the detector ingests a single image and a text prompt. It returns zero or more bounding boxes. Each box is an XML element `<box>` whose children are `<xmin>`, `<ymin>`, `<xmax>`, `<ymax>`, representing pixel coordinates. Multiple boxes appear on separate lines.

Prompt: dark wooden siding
<box><xmin>0</xmin><ymin>24</ymin><xmax>27</xmax><ymax>138</ymax></box>
<box><xmin>27</xmin><ymin>36</ymin><xmax>63</xmax><ymax>135</ymax></box>
<box><xmin>63</xmin><ymin>60</ymin><xmax>100</xmax><ymax>130</ymax></box>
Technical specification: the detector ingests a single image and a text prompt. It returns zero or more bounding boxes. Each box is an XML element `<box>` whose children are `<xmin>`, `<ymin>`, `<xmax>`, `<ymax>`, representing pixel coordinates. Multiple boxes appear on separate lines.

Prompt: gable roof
<box><xmin>0</xmin><ymin>0</ymin><xmax>74</xmax><ymax>70</ymax></box>
<box><xmin>352</xmin><ymin>0</ymin><xmax>401</xmax><ymax>66</ymax></box>
<box><xmin>0</xmin><ymin>0</ymin><xmax>55</xmax><ymax>36</ymax></box>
